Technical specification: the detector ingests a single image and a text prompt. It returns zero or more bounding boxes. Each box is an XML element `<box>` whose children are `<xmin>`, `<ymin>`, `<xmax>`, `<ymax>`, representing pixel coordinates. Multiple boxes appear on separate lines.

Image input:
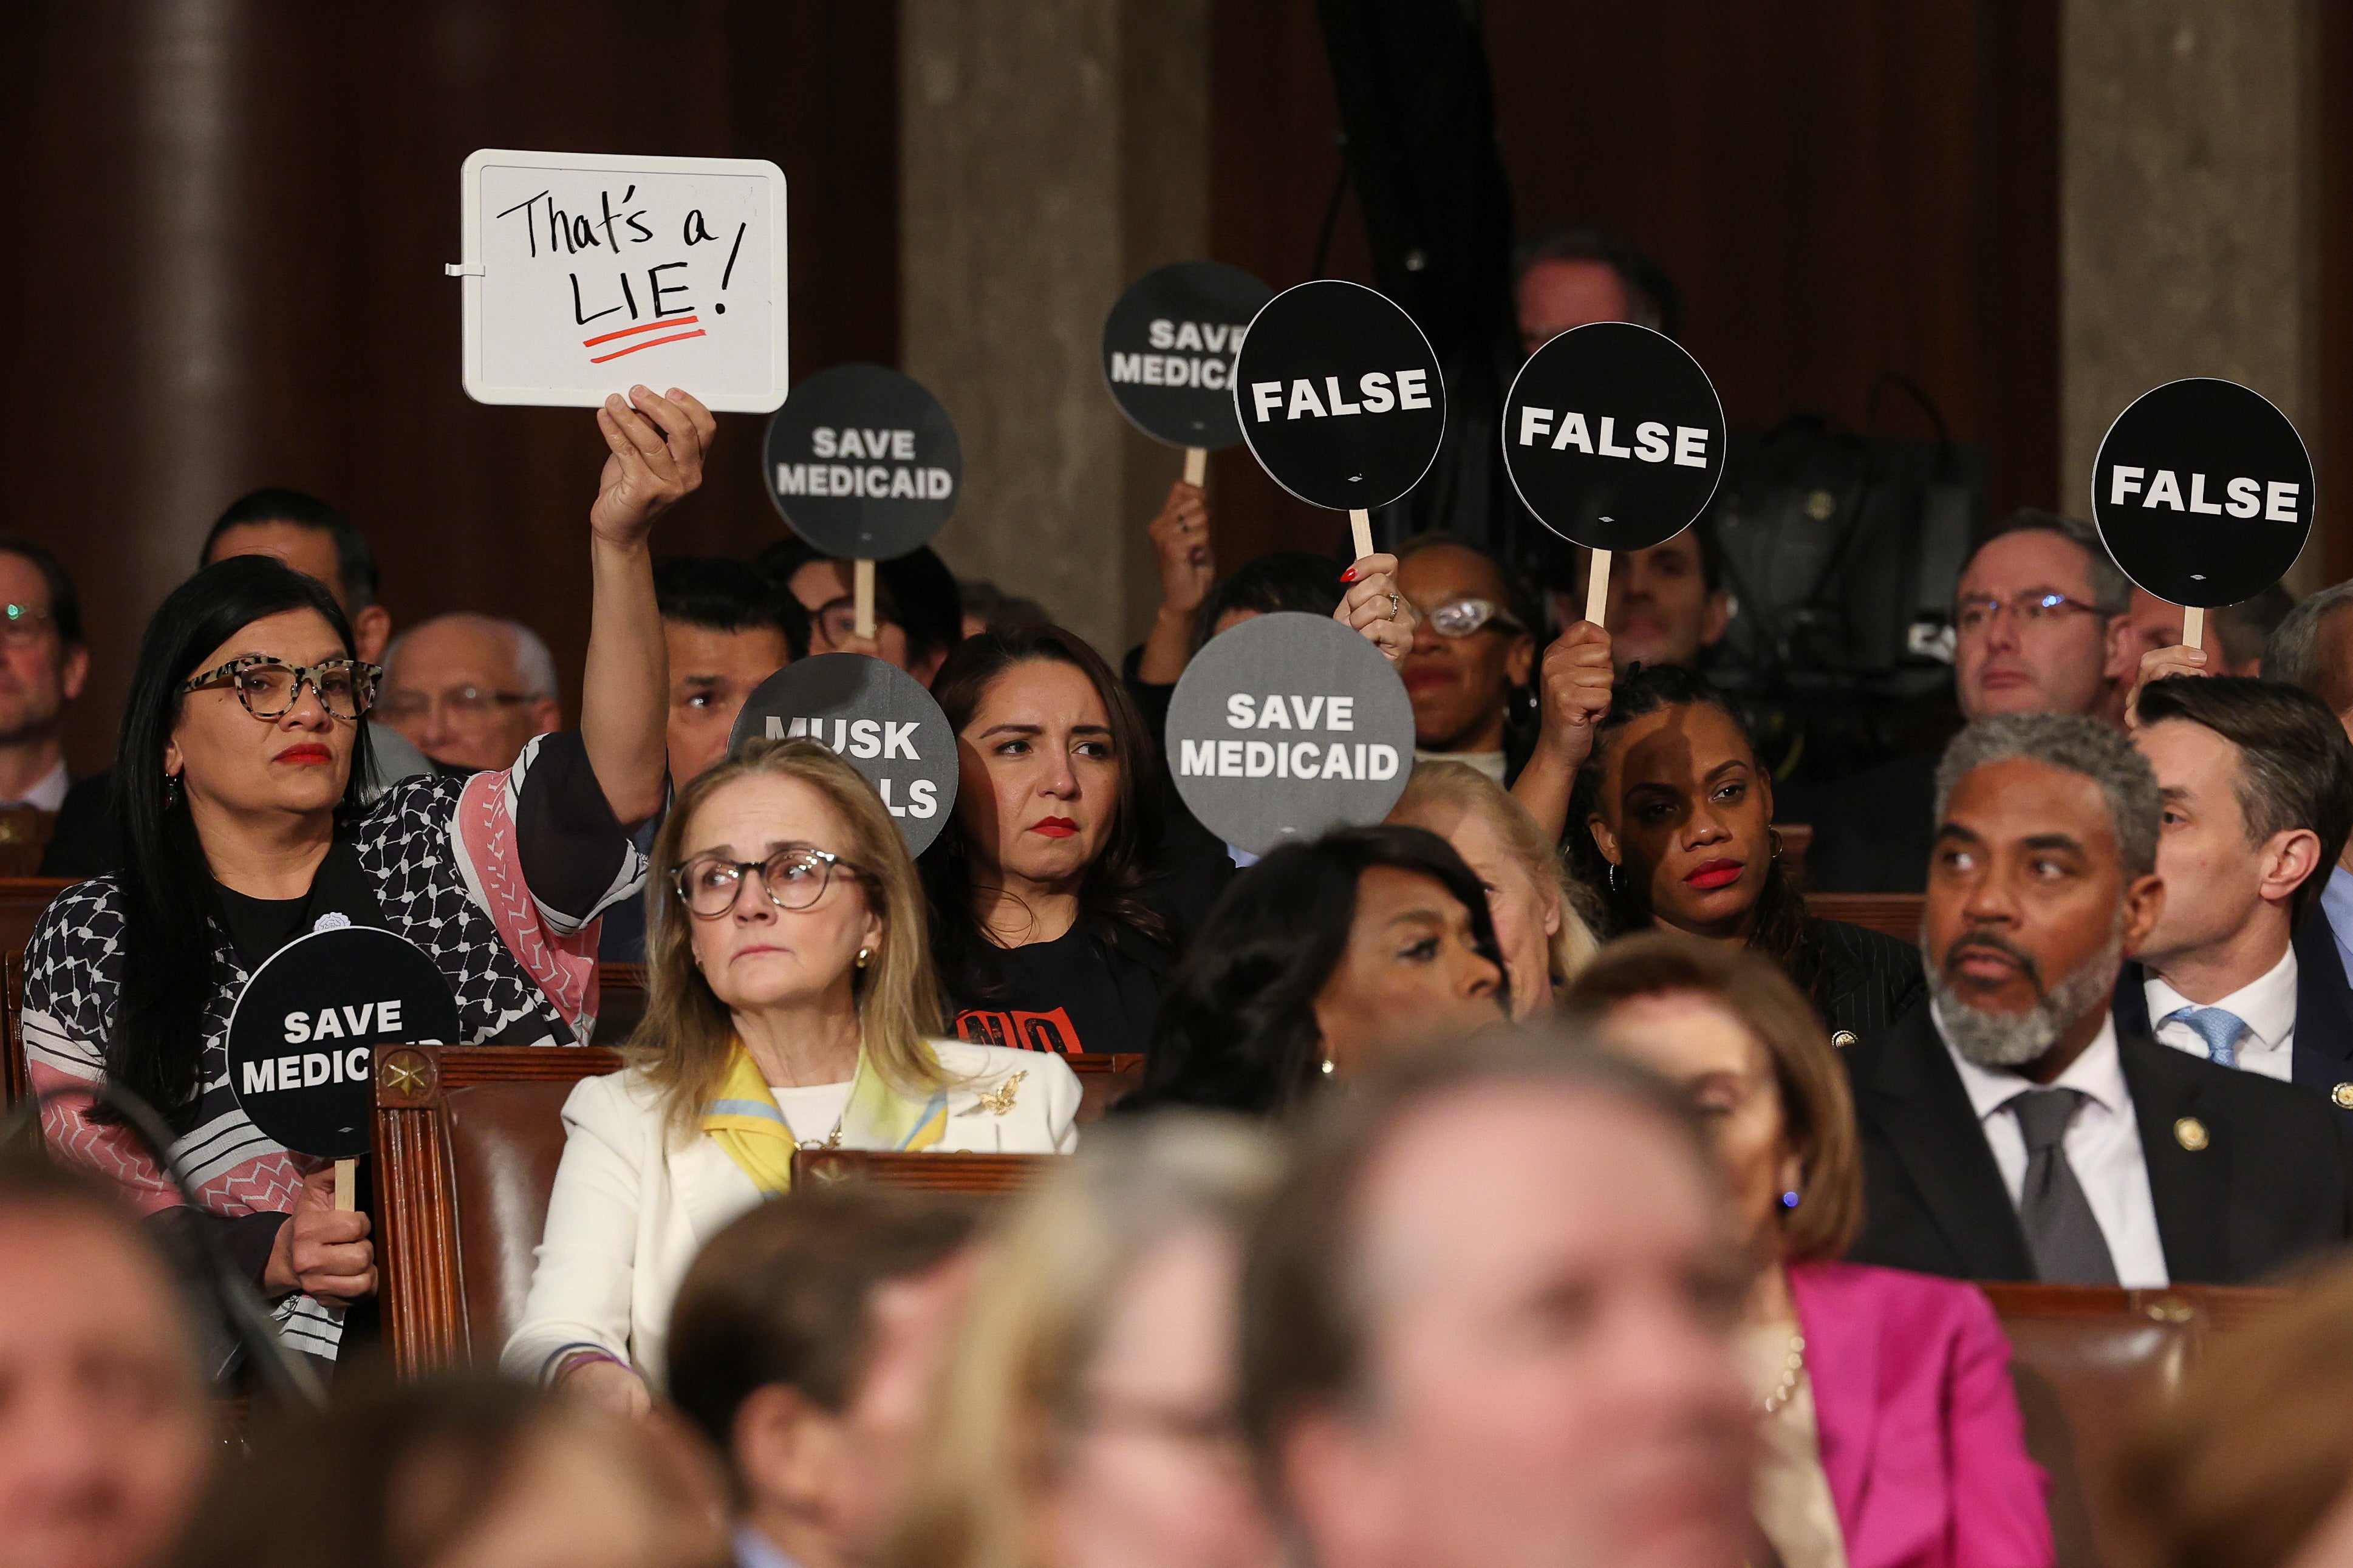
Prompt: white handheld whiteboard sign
<box><xmin>454</xmin><ymin>149</ymin><xmax>789</xmax><ymax>414</ymax></box>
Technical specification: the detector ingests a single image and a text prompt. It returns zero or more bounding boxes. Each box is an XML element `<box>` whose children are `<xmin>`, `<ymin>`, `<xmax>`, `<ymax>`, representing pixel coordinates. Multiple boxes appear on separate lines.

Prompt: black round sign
<box><xmin>763</xmin><ymin>364</ymin><xmax>962</xmax><ymax>560</ymax></box>
<box><xmin>1165</xmin><ymin>612</ymin><xmax>1417</xmax><ymax>856</ymax></box>
<box><xmin>225</xmin><ymin>925</ymin><xmax>462</xmax><ymax>1159</ymax></box>
<box><xmin>1231</xmin><ymin>280</ymin><xmax>1446</xmax><ymax>511</ymax></box>
<box><xmin>2090</xmin><ymin>378</ymin><xmax>2314</xmax><ymax>608</ymax></box>
<box><xmin>1101</xmin><ymin>261</ymin><xmax>1276</xmax><ymax>449</ymax></box>
<box><xmin>729</xmin><ymin>653</ymin><xmax>960</xmax><ymax>855</ymax></box>
<box><xmin>1500</xmin><ymin>322</ymin><xmax>1727</xmax><ymax>553</ymax></box>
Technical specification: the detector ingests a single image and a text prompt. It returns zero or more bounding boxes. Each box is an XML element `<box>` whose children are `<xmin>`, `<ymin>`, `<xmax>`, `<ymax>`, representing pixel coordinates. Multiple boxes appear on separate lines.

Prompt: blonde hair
<box><xmin>890</xmin><ymin>1117</ymin><xmax>1280</xmax><ymax>1568</ymax></box>
<box><xmin>1390</xmin><ymin>760</ymin><xmax>1599</xmax><ymax>992</ymax></box>
<box><xmin>631</xmin><ymin>738</ymin><xmax>944</xmax><ymax>1141</ymax></box>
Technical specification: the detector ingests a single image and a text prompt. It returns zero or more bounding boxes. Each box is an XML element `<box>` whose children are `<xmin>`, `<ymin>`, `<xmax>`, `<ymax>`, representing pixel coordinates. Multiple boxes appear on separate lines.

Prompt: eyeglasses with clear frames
<box><xmin>1419</xmin><ymin>596</ymin><xmax>1525</xmax><ymax>638</ymax></box>
<box><xmin>179</xmin><ymin>656</ymin><xmax>380</xmax><ymax>721</ymax></box>
<box><xmin>1953</xmin><ymin>590</ymin><xmax>2105</xmax><ymax>636</ymax></box>
<box><xmin>671</xmin><ymin>845</ymin><xmax>862</xmax><ymax>919</ymax></box>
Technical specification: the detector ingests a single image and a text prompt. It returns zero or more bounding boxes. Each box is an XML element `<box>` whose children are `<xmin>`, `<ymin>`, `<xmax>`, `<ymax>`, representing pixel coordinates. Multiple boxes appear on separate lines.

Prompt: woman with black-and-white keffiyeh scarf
<box><xmin>24</xmin><ymin>387</ymin><xmax>711</xmax><ymax>1368</ymax></box>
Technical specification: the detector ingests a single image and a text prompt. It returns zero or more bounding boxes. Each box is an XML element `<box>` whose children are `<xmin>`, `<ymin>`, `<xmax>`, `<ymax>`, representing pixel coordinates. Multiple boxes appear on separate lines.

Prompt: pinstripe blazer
<box><xmin>1805</xmin><ymin>916</ymin><xmax>1925</xmax><ymax>1045</ymax></box>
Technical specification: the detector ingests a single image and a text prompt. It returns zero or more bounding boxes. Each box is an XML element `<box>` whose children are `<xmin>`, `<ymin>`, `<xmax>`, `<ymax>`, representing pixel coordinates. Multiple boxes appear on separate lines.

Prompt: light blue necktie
<box><xmin>2165</xmin><ymin>1004</ymin><xmax>2248</xmax><ymax>1069</ymax></box>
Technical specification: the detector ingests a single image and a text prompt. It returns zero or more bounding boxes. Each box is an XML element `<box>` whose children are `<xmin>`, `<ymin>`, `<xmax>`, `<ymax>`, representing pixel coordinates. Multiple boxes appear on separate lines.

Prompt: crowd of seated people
<box><xmin>19</xmin><ymin>361</ymin><xmax>2353</xmax><ymax>1568</ymax></box>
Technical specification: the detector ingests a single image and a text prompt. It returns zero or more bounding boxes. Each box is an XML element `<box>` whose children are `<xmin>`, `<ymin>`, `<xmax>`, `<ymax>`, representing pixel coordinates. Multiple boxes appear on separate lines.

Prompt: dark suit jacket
<box><xmin>1845</xmin><ymin>1001</ymin><xmax>2353</xmax><ymax>1284</ymax></box>
<box><xmin>1808</xmin><ymin>916</ymin><xmax>1925</xmax><ymax>1044</ymax></box>
<box><xmin>2112</xmin><ymin>915</ymin><xmax>2353</xmax><ymax>1123</ymax></box>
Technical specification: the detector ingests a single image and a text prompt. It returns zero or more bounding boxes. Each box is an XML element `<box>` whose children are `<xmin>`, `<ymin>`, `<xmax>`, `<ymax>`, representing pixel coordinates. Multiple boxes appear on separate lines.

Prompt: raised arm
<box><xmin>583</xmin><ymin>386</ymin><xmax>714</xmax><ymax>823</ymax></box>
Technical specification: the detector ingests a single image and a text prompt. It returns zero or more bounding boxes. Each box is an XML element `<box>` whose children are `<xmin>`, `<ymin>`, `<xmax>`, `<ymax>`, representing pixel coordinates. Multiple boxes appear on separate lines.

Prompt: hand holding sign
<box><xmin>1232</xmin><ymin>280</ymin><xmax>1446</xmax><ymax>561</ymax></box>
<box><xmin>457</xmin><ymin>150</ymin><xmax>788</xmax><ymax>412</ymax></box>
<box><xmin>228</xmin><ymin>924</ymin><xmax>462</xmax><ymax>1295</ymax></box>
<box><xmin>592</xmin><ymin>386</ymin><xmax>716</xmax><ymax>550</ymax></box>
<box><xmin>2092</xmin><ymin>377</ymin><xmax>2314</xmax><ymax>652</ymax></box>
<box><xmin>1501</xmin><ymin>322</ymin><xmax>1727</xmax><ymax>627</ymax></box>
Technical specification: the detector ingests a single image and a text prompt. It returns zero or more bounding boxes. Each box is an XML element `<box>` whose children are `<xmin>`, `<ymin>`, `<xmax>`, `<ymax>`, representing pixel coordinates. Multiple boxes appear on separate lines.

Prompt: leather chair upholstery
<box><xmin>1984</xmin><ymin>1283</ymin><xmax>2284</xmax><ymax>1568</ymax></box>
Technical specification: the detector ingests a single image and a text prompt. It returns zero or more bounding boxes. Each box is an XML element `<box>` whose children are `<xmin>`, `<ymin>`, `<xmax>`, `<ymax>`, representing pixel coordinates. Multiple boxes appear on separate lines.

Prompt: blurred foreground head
<box><xmin>893</xmin><ymin>1116</ymin><xmax>1284</xmax><ymax>1568</ymax></box>
<box><xmin>0</xmin><ymin>1157</ymin><xmax>210</xmax><ymax>1568</ymax></box>
<box><xmin>177</xmin><ymin>1372</ymin><xmax>728</xmax><ymax>1568</ymax></box>
<box><xmin>1240</xmin><ymin>1034</ymin><xmax>1755</xmax><ymax>1568</ymax></box>
<box><xmin>668</xmin><ymin>1183</ymin><xmax>982</xmax><ymax>1568</ymax></box>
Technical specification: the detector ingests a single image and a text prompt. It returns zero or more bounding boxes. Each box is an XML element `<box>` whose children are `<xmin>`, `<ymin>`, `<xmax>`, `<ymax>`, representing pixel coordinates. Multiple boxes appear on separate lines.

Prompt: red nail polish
<box><xmin>1341</xmin><ymin>567</ymin><xmax>1358</xmax><ymax>583</ymax></box>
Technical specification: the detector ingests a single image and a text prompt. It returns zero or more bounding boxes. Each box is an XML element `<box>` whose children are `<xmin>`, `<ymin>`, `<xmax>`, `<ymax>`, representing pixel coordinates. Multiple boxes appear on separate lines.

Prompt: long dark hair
<box><xmin>922</xmin><ymin>625</ymin><xmax>1169</xmax><ymax>999</ymax></box>
<box><xmin>1564</xmin><ymin>662</ymin><xmax>1824</xmax><ymax>1003</ymax></box>
<box><xmin>1129</xmin><ymin>825</ymin><xmax>1506</xmax><ymax>1117</ymax></box>
<box><xmin>109</xmin><ymin>557</ymin><xmax>370</xmax><ymax>1130</ymax></box>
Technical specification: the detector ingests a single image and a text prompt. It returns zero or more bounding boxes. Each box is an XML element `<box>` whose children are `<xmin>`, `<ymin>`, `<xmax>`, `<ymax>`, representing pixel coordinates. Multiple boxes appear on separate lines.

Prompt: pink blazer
<box><xmin>1788</xmin><ymin>1260</ymin><xmax>2053</xmax><ymax>1568</ymax></box>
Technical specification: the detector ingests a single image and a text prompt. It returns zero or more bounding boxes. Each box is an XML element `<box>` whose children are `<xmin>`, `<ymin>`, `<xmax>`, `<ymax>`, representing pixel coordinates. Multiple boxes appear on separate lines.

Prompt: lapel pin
<box><xmin>2332</xmin><ymin>1083</ymin><xmax>2353</xmax><ymax>1111</ymax></box>
<box><xmin>2174</xmin><ymin>1116</ymin><xmax>2209</xmax><ymax>1152</ymax></box>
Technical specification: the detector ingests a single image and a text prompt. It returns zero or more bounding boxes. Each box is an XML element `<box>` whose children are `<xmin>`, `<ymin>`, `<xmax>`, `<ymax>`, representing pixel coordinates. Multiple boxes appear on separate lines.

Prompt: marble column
<box><xmin>2062</xmin><ymin>0</ymin><xmax>2323</xmax><ymax>587</ymax></box>
<box><xmin>900</xmin><ymin>0</ymin><xmax>1210</xmax><ymax>655</ymax></box>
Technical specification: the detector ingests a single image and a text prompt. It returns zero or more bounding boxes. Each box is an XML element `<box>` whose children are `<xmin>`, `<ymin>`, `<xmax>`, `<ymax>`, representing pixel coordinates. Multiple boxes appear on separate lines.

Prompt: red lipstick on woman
<box><xmin>275</xmin><ymin>743</ymin><xmax>334</xmax><ymax>766</ymax></box>
<box><xmin>1031</xmin><ymin>816</ymin><xmax>1078</xmax><ymax>839</ymax></box>
<box><xmin>1684</xmin><ymin>857</ymin><xmax>1744</xmax><ymax>891</ymax></box>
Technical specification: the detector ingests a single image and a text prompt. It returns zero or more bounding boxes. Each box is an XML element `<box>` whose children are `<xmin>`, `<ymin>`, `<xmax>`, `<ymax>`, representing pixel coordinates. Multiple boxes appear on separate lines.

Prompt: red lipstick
<box><xmin>1684</xmin><ymin>857</ymin><xmax>1744</xmax><ymax>891</ymax></box>
<box><xmin>1031</xmin><ymin>817</ymin><xmax>1078</xmax><ymax>839</ymax></box>
<box><xmin>276</xmin><ymin>743</ymin><xmax>333</xmax><ymax>766</ymax></box>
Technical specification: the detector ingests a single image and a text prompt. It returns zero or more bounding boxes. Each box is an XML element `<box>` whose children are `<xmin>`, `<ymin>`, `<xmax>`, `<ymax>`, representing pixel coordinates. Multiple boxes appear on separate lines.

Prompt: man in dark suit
<box><xmin>1846</xmin><ymin>712</ymin><xmax>2352</xmax><ymax>1286</ymax></box>
<box><xmin>2112</xmin><ymin>677</ymin><xmax>2353</xmax><ymax>1122</ymax></box>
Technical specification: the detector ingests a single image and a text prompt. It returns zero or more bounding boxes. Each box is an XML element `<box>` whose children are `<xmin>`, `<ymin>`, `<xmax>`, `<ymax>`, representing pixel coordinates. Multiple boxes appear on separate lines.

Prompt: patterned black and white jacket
<box><xmin>25</xmin><ymin>732</ymin><xmax>646</xmax><ymax>1358</ymax></box>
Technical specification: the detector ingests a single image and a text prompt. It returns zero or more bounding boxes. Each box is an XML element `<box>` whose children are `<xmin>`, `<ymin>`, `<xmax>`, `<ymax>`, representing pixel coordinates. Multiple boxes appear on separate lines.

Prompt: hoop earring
<box><xmin>1768</xmin><ymin>825</ymin><xmax>1785</xmax><ymax>860</ymax></box>
<box><xmin>1606</xmin><ymin>861</ymin><xmax>1622</xmax><ymax>893</ymax></box>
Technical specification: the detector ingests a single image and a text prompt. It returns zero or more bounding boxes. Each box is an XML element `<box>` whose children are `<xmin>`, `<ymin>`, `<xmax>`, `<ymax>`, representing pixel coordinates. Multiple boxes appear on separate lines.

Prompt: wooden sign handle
<box><xmin>1585</xmin><ymin>548</ymin><xmax>1612</xmax><ymax>627</ymax></box>
<box><xmin>1183</xmin><ymin>446</ymin><xmax>1207</xmax><ymax>486</ymax></box>
<box><xmin>853</xmin><ymin>559</ymin><xmax>876</xmax><ymax>641</ymax></box>
<box><xmin>2182</xmin><ymin>604</ymin><xmax>2204</xmax><ymax>652</ymax></box>
<box><xmin>1348</xmin><ymin>509</ymin><xmax>1374</xmax><ymax>562</ymax></box>
<box><xmin>334</xmin><ymin>1157</ymin><xmax>356</xmax><ymax>1213</ymax></box>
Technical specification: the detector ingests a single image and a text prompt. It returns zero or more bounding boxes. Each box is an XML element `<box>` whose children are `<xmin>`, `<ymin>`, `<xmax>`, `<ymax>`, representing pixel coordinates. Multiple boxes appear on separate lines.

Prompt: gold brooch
<box><xmin>2174</xmin><ymin>1116</ymin><xmax>2209</xmax><ymax>1152</ymax></box>
<box><xmin>975</xmin><ymin>1071</ymin><xmax>1026</xmax><ymax>1117</ymax></box>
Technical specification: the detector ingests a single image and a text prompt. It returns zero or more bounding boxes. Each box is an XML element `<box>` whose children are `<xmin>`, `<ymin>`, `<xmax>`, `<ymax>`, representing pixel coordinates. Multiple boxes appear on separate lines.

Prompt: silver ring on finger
<box><xmin>1388</xmin><ymin>593</ymin><xmax>1401</xmax><ymax>618</ymax></box>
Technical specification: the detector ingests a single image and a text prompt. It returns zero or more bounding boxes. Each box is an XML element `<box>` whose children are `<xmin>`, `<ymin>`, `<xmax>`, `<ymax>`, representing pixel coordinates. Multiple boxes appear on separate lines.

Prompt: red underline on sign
<box><xmin>582</xmin><ymin>315</ymin><xmax>701</xmax><ymax>348</ymax></box>
<box><xmin>588</xmin><ymin>329</ymin><xmax>707</xmax><ymax>363</ymax></box>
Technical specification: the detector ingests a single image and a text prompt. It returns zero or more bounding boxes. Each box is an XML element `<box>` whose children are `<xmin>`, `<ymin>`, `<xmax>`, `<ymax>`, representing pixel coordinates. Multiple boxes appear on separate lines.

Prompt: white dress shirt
<box><xmin>2145</xmin><ymin>944</ymin><xmax>2298</xmax><ymax>1082</ymax></box>
<box><xmin>2</xmin><ymin>758</ymin><xmax>67</xmax><ymax>812</ymax></box>
<box><xmin>1935</xmin><ymin>1004</ymin><xmax>2171</xmax><ymax>1287</ymax></box>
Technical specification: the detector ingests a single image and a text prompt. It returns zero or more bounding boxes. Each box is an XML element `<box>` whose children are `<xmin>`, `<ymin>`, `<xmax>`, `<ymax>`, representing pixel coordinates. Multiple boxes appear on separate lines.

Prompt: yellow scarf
<box><xmin>700</xmin><ymin>1038</ymin><xmax>949</xmax><ymax>1196</ymax></box>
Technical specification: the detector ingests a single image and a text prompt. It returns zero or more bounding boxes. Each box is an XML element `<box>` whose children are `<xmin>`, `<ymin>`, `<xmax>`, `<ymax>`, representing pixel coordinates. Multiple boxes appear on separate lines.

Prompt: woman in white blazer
<box><xmin>504</xmin><ymin>738</ymin><xmax>1079</xmax><ymax>1414</ymax></box>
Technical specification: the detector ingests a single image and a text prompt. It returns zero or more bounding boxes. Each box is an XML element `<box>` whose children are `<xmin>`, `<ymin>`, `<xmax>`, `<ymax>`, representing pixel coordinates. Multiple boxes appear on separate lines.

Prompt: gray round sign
<box><xmin>729</xmin><ymin>653</ymin><xmax>959</xmax><ymax>854</ymax></box>
<box><xmin>1166</xmin><ymin>612</ymin><xmax>1416</xmax><ymax>855</ymax></box>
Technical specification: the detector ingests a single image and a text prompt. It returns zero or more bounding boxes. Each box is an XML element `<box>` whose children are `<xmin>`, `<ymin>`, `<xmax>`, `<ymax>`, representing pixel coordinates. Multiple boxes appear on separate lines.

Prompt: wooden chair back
<box><xmin>593</xmin><ymin>961</ymin><xmax>648</xmax><ymax>1045</ymax></box>
<box><xmin>373</xmin><ymin>1043</ymin><xmax>623</xmax><ymax>1374</ymax></box>
<box><xmin>1984</xmin><ymin>1282</ymin><xmax>2286</xmax><ymax>1568</ymax></box>
<box><xmin>1804</xmin><ymin>891</ymin><xmax>1925</xmax><ymax>941</ymax></box>
<box><xmin>0</xmin><ymin>810</ymin><xmax>56</xmax><ymax>878</ymax></box>
<box><xmin>790</xmin><ymin>1148</ymin><xmax>1059</xmax><ymax>1194</ymax></box>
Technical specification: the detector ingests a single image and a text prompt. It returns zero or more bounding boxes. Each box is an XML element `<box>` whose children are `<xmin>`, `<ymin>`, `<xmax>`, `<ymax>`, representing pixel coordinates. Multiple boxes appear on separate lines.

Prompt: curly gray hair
<box><xmin>1933</xmin><ymin>714</ymin><xmax>2160</xmax><ymax>877</ymax></box>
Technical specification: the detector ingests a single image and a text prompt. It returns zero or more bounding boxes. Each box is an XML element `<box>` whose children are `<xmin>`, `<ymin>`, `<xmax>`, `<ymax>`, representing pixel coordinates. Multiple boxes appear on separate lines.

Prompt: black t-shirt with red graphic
<box><xmin>951</xmin><ymin>919</ymin><xmax>1163</xmax><ymax>1057</ymax></box>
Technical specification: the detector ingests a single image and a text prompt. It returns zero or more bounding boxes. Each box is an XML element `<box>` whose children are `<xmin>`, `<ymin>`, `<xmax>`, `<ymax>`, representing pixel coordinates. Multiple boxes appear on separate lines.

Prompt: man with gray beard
<box><xmin>1842</xmin><ymin>713</ymin><xmax>2352</xmax><ymax>1285</ymax></box>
